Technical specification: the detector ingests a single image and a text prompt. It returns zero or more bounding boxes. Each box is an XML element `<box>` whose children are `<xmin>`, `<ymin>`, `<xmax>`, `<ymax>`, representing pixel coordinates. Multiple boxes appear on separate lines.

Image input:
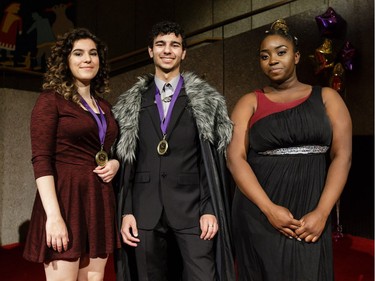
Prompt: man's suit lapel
<box><xmin>165</xmin><ymin>88</ymin><xmax>188</xmax><ymax>139</ymax></box>
<box><xmin>143</xmin><ymin>84</ymin><xmax>163</xmax><ymax>140</ymax></box>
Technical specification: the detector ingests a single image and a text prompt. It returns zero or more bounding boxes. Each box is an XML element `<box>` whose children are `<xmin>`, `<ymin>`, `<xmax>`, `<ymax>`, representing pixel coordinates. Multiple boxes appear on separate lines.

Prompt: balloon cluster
<box><xmin>311</xmin><ymin>7</ymin><xmax>356</xmax><ymax>94</ymax></box>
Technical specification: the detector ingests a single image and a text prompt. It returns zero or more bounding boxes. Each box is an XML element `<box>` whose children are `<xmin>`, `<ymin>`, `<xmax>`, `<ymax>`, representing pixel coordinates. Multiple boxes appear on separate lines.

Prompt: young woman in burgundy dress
<box><xmin>23</xmin><ymin>28</ymin><xmax>120</xmax><ymax>281</ymax></box>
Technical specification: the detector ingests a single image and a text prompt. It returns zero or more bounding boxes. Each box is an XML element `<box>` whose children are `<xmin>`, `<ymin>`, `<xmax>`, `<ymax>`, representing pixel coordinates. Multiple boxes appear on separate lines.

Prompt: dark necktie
<box><xmin>162</xmin><ymin>83</ymin><xmax>173</xmax><ymax>102</ymax></box>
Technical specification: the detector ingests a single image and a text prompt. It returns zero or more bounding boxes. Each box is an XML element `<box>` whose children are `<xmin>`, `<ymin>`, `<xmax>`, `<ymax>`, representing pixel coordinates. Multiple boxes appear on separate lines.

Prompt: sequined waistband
<box><xmin>258</xmin><ymin>145</ymin><xmax>329</xmax><ymax>156</ymax></box>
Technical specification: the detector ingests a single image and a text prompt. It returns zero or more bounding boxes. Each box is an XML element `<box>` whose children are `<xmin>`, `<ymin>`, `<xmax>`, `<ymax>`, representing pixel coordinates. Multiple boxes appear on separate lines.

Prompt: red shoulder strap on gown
<box><xmin>249</xmin><ymin>89</ymin><xmax>310</xmax><ymax>128</ymax></box>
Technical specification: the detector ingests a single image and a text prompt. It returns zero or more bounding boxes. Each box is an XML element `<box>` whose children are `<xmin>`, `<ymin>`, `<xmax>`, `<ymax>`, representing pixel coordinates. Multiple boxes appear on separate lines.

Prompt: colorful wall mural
<box><xmin>0</xmin><ymin>0</ymin><xmax>75</xmax><ymax>72</ymax></box>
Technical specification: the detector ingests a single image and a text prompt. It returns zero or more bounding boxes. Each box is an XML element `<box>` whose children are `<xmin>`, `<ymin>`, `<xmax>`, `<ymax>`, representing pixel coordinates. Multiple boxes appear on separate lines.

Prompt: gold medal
<box><xmin>157</xmin><ymin>137</ymin><xmax>168</xmax><ymax>156</ymax></box>
<box><xmin>95</xmin><ymin>149</ymin><xmax>108</xmax><ymax>166</ymax></box>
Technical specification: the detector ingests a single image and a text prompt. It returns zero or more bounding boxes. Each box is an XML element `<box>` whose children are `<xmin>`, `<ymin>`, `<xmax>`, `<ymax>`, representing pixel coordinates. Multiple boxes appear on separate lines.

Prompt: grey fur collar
<box><xmin>112</xmin><ymin>72</ymin><xmax>233</xmax><ymax>163</ymax></box>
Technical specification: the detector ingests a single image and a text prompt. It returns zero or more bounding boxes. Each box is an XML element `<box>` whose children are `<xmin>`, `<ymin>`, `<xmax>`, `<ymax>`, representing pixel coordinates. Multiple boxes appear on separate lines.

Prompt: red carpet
<box><xmin>0</xmin><ymin>234</ymin><xmax>373</xmax><ymax>281</ymax></box>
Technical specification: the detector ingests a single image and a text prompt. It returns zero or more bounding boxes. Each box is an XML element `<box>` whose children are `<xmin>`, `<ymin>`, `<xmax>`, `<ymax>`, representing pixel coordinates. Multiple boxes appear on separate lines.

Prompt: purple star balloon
<box><xmin>339</xmin><ymin>41</ymin><xmax>356</xmax><ymax>71</ymax></box>
<box><xmin>315</xmin><ymin>7</ymin><xmax>346</xmax><ymax>37</ymax></box>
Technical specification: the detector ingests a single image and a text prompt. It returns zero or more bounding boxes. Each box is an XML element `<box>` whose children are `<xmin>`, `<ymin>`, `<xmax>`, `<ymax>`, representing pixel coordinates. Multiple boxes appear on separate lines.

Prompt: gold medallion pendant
<box><xmin>157</xmin><ymin>138</ymin><xmax>169</xmax><ymax>156</ymax></box>
<box><xmin>95</xmin><ymin>149</ymin><xmax>108</xmax><ymax>166</ymax></box>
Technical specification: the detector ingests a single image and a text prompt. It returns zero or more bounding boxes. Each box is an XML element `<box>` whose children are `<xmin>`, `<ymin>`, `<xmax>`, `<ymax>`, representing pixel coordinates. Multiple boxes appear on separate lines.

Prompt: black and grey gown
<box><xmin>232</xmin><ymin>86</ymin><xmax>334</xmax><ymax>281</ymax></box>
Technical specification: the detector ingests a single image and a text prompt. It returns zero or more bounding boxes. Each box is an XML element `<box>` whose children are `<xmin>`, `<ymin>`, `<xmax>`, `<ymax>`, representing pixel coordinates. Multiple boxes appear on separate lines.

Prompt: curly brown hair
<box><xmin>42</xmin><ymin>28</ymin><xmax>110</xmax><ymax>104</ymax></box>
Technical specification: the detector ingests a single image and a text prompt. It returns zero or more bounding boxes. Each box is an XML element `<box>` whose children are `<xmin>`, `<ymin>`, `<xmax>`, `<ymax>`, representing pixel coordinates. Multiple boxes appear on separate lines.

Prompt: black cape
<box><xmin>112</xmin><ymin>72</ymin><xmax>235</xmax><ymax>280</ymax></box>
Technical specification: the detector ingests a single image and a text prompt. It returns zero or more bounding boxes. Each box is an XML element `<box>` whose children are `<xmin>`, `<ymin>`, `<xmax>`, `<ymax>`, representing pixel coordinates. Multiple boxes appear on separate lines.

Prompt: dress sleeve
<box><xmin>30</xmin><ymin>92</ymin><xmax>59</xmax><ymax>179</ymax></box>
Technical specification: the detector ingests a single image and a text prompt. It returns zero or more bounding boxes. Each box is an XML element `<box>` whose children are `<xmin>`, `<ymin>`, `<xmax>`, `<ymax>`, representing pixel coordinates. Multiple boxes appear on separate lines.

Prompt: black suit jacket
<box><xmin>113</xmin><ymin>73</ymin><xmax>236</xmax><ymax>281</ymax></box>
<box><xmin>123</xmin><ymin>82</ymin><xmax>213</xmax><ymax>230</ymax></box>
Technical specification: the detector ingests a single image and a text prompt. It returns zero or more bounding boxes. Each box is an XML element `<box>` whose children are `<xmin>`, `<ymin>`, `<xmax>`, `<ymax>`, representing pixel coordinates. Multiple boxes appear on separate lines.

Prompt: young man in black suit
<box><xmin>113</xmin><ymin>21</ymin><xmax>235</xmax><ymax>281</ymax></box>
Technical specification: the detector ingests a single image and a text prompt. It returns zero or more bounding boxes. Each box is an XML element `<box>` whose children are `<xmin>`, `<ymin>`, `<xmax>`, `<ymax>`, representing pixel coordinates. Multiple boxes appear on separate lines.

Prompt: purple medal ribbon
<box><xmin>155</xmin><ymin>76</ymin><xmax>184</xmax><ymax>135</ymax></box>
<box><xmin>80</xmin><ymin>96</ymin><xmax>107</xmax><ymax>148</ymax></box>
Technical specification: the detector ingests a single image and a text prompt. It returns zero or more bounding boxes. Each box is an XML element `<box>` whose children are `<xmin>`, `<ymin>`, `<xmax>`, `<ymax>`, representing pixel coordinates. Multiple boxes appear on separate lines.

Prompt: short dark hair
<box><xmin>148</xmin><ymin>21</ymin><xmax>187</xmax><ymax>49</ymax></box>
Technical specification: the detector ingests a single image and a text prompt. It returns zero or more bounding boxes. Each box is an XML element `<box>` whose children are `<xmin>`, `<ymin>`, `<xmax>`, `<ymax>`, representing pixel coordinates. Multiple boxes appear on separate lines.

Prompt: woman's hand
<box><xmin>93</xmin><ymin>159</ymin><xmax>120</xmax><ymax>182</ymax></box>
<box><xmin>45</xmin><ymin>215</ymin><xmax>69</xmax><ymax>252</ymax></box>
<box><xmin>35</xmin><ymin>176</ymin><xmax>69</xmax><ymax>252</ymax></box>
<box><xmin>295</xmin><ymin>209</ymin><xmax>328</xmax><ymax>242</ymax></box>
<box><xmin>265</xmin><ymin>204</ymin><xmax>301</xmax><ymax>239</ymax></box>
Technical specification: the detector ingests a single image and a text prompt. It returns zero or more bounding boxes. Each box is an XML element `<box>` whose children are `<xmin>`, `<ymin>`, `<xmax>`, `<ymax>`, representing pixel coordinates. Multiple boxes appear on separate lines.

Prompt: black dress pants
<box><xmin>134</xmin><ymin>212</ymin><xmax>216</xmax><ymax>281</ymax></box>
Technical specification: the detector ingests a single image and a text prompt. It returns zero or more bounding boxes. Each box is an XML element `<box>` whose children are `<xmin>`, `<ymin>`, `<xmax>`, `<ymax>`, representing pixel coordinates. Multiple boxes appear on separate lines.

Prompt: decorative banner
<box><xmin>315</xmin><ymin>7</ymin><xmax>346</xmax><ymax>38</ymax></box>
<box><xmin>0</xmin><ymin>0</ymin><xmax>76</xmax><ymax>73</ymax></box>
